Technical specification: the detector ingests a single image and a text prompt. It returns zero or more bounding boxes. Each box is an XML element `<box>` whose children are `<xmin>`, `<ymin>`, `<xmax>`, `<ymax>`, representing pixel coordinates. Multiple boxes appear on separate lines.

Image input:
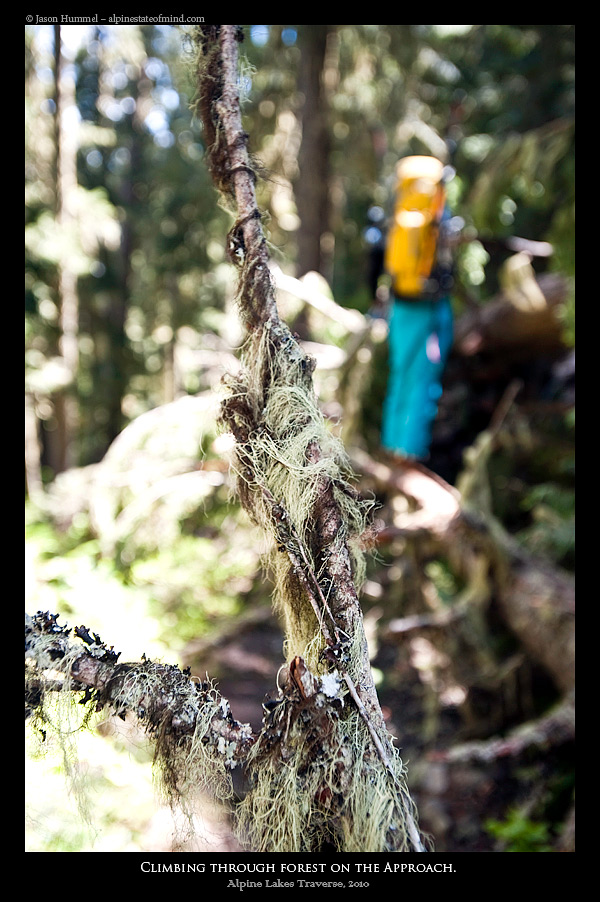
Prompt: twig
<box><xmin>259</xmin><ymin>482</ymin><xmax>345</xmax><ymax>646</ymax></box>
<box><xmin>488</xmin><ymin>378</ymin><xmax>523</xmax><ymax>435</ymax></box>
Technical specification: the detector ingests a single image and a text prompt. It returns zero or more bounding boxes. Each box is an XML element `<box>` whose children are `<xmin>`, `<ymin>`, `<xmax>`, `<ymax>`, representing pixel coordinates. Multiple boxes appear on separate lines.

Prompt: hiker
<box><xmin>368</xmin><ymin>155</ymin><xmax>462</xmax><ymax>462</ymax></box>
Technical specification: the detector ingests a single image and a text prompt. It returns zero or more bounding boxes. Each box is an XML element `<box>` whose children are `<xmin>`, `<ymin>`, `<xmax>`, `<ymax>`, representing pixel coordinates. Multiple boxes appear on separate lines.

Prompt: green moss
<box><xmin>485</xmin><ymin>808</ymin><xmax>553</xmax><ymax>852</ymax></box>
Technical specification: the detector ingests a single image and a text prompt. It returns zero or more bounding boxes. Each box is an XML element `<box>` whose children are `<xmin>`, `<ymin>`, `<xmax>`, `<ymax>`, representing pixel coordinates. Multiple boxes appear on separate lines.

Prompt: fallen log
<box><xmin>455</xmin><ymin>270</ymin><xmax>570</xmax><ymax>359</ymax></box>
<box><xmin>353</xmin><ymin>444</ymin><xmax>575</xmax><ymax>697</ymax></box>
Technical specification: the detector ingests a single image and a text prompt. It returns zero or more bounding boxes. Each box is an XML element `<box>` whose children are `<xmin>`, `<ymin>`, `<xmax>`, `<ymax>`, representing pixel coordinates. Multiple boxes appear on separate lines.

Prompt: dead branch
<box><xmin>429</xmin><ymin>691</ymin><xmax>574</xmax><ymax>764</ymax></box>
<box><xmin>271</xmin><ymin>264</ymin><xmax>368</xmax><ymax>335</ymax></box>
<box><xmin>454</xmin><ymin>271</ymin><xmax>569</xmax><ymax>358</ymax></box>
<box><xmin>352</xmin><ymin>448</ymin><xmax>461</xmax><ymax>537</ymax></box>
<box><xmin>25</xmin><ymin>611</ymin><xmax>256</xmax><ymax>767</ymax></box>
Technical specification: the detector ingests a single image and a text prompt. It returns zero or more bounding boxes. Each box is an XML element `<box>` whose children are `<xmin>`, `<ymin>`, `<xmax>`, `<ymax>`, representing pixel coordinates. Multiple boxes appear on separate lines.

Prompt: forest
<box><xmin>25</xmin><ymin>24</ymin><xmax>575</xmax><ymax>857</ymax></box>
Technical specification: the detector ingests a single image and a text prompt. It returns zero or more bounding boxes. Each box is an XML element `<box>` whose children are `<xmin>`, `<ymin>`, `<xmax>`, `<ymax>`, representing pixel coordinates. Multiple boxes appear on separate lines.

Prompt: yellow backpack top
<box><xmin>384</xmin><ymin>156</ymin><xmax>446</xmax><ymax>299</ymax></box>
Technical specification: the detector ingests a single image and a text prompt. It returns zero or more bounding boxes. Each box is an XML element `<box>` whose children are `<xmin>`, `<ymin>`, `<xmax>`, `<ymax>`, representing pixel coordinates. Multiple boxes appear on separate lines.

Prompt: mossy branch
<box><xmin>192</xmin><ymin>25</ymin><xmax>426</xmax><ymax>852</ymax></box>
<box><xmin>25</xmin><ymin>612</ymin><xmax>255</xmax><ymax>782</ymax></box>
<box><xmin>194</xmin><ymin>22</ymin><xmax>385</xmax><ymax>732</ymax></box>
<box><xmin>26</xmin><ymin>609</ymin><xmax>421</xmax><ymax>851</ymax></box>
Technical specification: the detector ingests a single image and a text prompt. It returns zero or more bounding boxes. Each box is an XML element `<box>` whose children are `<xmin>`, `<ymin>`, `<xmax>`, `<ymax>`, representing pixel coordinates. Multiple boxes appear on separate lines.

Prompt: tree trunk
<box><xmin>52</xmin><ymin>24</ymin><xmax>79</xmax><ymax>472</ymax></box>
<box><xmin>25</xmin><ymin>393</ymin><xmax>44</xmax><ymax>502</ymax></box>
<box><xmin>295</xmin><ymin>26</ymin><xmax>334</xmax><ymax>281</ymax></box>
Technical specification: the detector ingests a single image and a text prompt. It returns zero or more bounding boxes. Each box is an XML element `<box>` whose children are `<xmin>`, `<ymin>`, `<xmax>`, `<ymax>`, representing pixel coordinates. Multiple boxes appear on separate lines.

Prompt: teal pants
<box><xmin>381</xmin><ymin>296</ymin><xmax>453</xmax><ymax>459</ymax></box>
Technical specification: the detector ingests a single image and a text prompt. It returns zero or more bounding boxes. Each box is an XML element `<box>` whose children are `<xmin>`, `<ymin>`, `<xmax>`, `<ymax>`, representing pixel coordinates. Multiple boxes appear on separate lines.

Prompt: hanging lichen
<box><xmin>235</xmin><ymin>655</ymin><xmax>421</xmax><ymax>852</ymax></box>
<box><xmin>25</xmin><ymin>611</ymin><xmax>251</xmax><ymax>848</ymax></box>
<box><xmin>219</xmin><ymin>325</ymin><xmax>376</xmax><ymax>667</ymax></box>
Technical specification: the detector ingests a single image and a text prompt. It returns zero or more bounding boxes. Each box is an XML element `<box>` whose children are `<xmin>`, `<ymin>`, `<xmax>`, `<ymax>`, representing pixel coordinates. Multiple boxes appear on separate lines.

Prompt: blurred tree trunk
<box><xmin>25</xmin><ymin>393</ymin><xmax>43</xmax><ymax>502</ymax></box>
<box><xmin>454</xmin><ymin>270</ymin><xmax>570</xmax><ymax>361</ymax></box>
<box><xmin>106</xmin><ymin>213</ymin><xmax>131</xmax><ymax>445</ymax></box>
<box><xmin>51</xmin><ymin>24</ymin><xmax>79</xmax><ymax>473</ymax></box>
<box><xmin>295</xmin><ymin>26</ymin><xmax>335</xmax><ymax>283</ymax></box>
<box><xmin>103</xmin><ymin>53</ymin><xmax>152</xmax><ymax>445</ymax></box>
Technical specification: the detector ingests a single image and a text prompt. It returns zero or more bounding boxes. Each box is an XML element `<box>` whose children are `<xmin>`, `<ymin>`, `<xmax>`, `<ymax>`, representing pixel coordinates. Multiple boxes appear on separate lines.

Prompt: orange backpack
<box><xmin>384</xmin><ymin>156</ymin><xmax>446</xmax><ymax>299</ymax></box>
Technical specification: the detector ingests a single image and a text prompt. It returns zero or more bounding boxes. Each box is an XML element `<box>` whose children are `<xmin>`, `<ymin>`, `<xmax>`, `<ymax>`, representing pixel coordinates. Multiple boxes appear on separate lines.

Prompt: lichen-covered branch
<box><xmin>27</xmin><ymin>609</ymin><xmax>421</xmax><ymax>852</ymax></box>
<box><xmin>26</xmin><ymin>611</ymin><xmax>255</xmax><ymax>796</ymax></box>
<box><xmin>194</xmin><ymin>22</ymin><xmax>386</xmax><ymax>732</ymax></box>
<box><xmin>191</xmin><ymin>24</ymin><xmax>426</xmax><ymax>852</ymax></box>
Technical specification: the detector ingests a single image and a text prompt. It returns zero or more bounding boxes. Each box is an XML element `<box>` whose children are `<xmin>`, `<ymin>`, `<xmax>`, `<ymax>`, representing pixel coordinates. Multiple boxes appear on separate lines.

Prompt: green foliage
<box><xmin>424</xmin><ymin>559</ymin><xmax>461</xmax><ymax>605</ymax></box>
<box><xmin>516</xmin><ymin>482</ymin><xmax>575</xmax><ymax>569</ymax></box>
<box><xmin>130</xmin><ymin>535</ymin><xmax>258</xmax><ymax>648</ymax></box>
<box><xmin>485</xmin><ymin>808</ymin><xmax>553</xmax><ymax>852</ymax></box>
<box><xmin>26</xmin><ymin>466</ymin><xmax>263</xmax><ymax>658</ymax></box>
<box><xmin>25</xmin><ymin>23</ymin><xmax>234</xmax><ymax>470</ymax></box>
